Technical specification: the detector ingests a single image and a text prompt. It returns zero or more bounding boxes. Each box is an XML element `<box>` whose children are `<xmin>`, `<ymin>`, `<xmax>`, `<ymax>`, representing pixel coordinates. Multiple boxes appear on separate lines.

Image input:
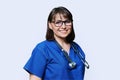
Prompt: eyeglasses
<box><xmin>52</xmin><ymin>20</ymin><xmax>72</xmax><ymax>27</ymax></box>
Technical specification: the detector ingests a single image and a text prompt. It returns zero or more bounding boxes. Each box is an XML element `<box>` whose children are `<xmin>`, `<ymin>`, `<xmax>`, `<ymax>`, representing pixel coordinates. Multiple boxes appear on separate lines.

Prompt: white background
<box><xmin>0</xmin><ymin>0</ymin><xmax>120</xmax><ymax>80</ymax></box>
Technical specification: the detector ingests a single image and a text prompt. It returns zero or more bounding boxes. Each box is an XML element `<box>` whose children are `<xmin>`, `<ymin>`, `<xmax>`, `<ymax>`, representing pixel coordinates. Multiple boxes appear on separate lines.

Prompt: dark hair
<box><xmin>46</xmin><ymin>6</ymin><xmax>75</xmax><ymax>43</ymax></box>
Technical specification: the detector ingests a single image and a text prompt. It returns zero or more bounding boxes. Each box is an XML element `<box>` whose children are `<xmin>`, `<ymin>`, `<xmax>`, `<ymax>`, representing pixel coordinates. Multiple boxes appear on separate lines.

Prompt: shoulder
<box><xmin>31</xmin><ymin>40</ymin><xmax>52</xmax><ymax>59</ymax></box>
<box><xmin>32</xmin><ymin>40</ymin><xmax>56</xmax><ymax>59</ymax></box>
<box><xmin>35</xmin><ymin>40</ymin><xmax>51</xmax><ymax>49</ymax></box>
<box><xmin>72</xmin><ymin>41</ymin><xmax>80</xmax><ymax>48</ymax></box>
<box><xmin>35</xmin><ymin>40</ymin><xmax>47</xmax><ymax>49</ymax></box>
<box><xmin>72</xmin><ymin>41</ymin><xmax>85</xmax><ymax>57</ymax></box>
<box><xmin>33</xmin><ymin>40</ymin><xmax>56</xmax><ymax>53</ymax></box>
<box><xmin>72</xmin><ymin>41</ymin><xmax>84</xmax><ymax>51</ymax></box>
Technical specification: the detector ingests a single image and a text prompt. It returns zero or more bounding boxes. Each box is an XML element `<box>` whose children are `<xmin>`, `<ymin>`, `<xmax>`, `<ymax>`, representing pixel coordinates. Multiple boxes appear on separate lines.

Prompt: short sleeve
<box><xmin>23</xmin><ymin>45</ymin><xmax>47</xmax><ymax>78</ymax></box>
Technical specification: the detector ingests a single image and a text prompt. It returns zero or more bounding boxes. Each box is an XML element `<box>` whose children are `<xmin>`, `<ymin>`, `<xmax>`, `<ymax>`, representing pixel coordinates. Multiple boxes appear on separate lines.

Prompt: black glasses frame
<box><xmin>52</xmin><ymin>20</ymin><xmax>72</xmax><ymax>27</ymax></box>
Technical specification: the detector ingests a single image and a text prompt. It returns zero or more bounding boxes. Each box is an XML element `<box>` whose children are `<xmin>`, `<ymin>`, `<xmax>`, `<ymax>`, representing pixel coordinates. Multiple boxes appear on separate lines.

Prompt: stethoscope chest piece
<box><xmin>69</xmin><ymin>61</ymin><xmax>76</xmax><ymax>69</ymax></box>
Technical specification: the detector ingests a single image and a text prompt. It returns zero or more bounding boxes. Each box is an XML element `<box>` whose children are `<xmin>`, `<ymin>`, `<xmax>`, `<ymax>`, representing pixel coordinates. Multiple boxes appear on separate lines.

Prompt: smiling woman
<box><xmin>23</xmin><ymin>6</ymin><xmax>88</xmax><ymax>80</ymax></box>
<box><xmin>46</xmin><ymin>6</ymin><xmax>74</xmax><ymax>43</ymax></box>
<box><xmin>48</xmin><ymin>13</ymin><xmax>72</xmax><ymax>42</ymax></box>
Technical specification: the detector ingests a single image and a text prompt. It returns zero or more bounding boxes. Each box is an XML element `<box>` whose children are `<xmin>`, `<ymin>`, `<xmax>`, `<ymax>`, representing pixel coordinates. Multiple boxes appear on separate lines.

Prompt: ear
<box><xmin>48</xmin><ymin>22</ymin><xmax>53</xmax><ymax>30</ymax></box>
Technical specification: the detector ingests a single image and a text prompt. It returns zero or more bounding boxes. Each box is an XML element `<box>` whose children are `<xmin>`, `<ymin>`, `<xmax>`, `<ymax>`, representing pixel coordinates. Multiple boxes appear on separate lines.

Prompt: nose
<box><xmin>61</xmin><ymin>23</ymin><xmax>66</xmax><ymax>28</ymax></box>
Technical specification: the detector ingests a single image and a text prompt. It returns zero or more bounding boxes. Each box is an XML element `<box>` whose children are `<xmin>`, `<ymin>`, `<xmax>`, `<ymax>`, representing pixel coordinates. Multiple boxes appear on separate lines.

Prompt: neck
<box><xmin>54</xmin><ymin>37</ymin><xmax>70</xmax><ymax>53</ymax></box>
<box><xmin>54</xmin><ymin>37</ymin><xmax>67</xmax><ymax>46</ymax></box>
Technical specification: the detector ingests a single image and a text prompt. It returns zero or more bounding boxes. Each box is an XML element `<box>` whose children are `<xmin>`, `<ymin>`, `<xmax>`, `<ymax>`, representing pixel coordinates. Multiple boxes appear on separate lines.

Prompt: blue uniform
<box><xmin>24</xmin><ymin>40</ymin><xmax>85</xmax><ymax>80</ymax></box>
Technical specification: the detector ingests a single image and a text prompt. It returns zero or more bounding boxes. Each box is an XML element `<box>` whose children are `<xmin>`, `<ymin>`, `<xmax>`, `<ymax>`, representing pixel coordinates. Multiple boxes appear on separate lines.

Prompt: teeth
<box><xmin>60</xmin><ymin>30</ymin><xmax>67</xmax><ymax>31</ymax></box>
<box><xmin>60</xmin><ymin>30</ymin><xmax>67</xmax><ymax>32</ymax></box>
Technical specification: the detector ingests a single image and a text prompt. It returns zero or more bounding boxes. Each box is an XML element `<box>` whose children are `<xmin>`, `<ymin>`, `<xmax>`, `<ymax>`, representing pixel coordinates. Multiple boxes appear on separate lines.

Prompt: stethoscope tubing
<box><xmin>72</xmin><ymin>43</ymin><xmax>90</xmax><ymax>69</ymax></box>
<box><xmin>55</xmin><ymin>41</ymin><xmax>90</xmax><ymax>69</ymax></box>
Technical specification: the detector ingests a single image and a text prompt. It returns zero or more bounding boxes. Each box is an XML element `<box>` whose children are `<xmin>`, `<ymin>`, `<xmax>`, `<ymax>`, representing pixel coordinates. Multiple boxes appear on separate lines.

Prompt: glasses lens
<box><xmin>55</xmin><ymin>21</ymin><xmax>63</xmax><ymax>27</ymax></box>
<box><xmin>65</xmin><ymin>20</ymin><xmax>71</xmax><ymax>26</ymax></box>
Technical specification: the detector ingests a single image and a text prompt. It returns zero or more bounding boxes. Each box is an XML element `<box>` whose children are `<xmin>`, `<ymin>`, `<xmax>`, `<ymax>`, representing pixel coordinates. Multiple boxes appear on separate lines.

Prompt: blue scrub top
<box><xmin>24</xmin><ymin>40</ymin><xmax>85</xmax><ymax>80</ymax></box>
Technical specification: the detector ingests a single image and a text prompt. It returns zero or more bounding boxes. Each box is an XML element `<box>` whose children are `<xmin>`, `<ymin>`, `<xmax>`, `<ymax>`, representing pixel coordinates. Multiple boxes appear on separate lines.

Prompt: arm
<box><xmin>30</xmin><ymin>74</ymin><xmax>42</xmax><ymax>80</ymax></box>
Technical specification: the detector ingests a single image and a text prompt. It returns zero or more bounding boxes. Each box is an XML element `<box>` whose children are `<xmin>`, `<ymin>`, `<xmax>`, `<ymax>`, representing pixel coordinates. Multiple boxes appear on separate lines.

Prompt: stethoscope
<box><xmin>55</xmin><ymin>41</ymin><xmax>90</xmax><ymax>69</ymax></box>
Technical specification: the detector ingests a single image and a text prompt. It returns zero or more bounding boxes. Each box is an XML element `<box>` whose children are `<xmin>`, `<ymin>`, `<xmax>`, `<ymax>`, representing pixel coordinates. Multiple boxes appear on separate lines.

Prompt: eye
<box><xmin>55</xmin><ymin>21</ymin><xmax>62</xmax><ymax>24</ymax></box>
<box><xmin>65</xmin><ymin>20</ymin><xmax>71</xmax><ymax>23</ymax></box>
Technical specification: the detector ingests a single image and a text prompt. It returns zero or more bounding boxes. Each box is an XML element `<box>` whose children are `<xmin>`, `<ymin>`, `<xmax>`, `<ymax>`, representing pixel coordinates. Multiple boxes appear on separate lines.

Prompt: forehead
<box><xmin>53</xmin><ymin>13</ymin><xmax>68</xmax><ymax>21</ymax></box>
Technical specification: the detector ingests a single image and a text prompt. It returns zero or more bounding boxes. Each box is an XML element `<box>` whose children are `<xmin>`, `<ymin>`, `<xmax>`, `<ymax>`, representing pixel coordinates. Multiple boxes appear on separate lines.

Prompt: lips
<box><xmin>60</xmin><ymin>30</ymin><xmax>67</xmax><ymax>32</ymax></box>
<box><xmin>59</xmin><ymin>30</ymin><xmax>69</xmax><ymax>34</ymax></box>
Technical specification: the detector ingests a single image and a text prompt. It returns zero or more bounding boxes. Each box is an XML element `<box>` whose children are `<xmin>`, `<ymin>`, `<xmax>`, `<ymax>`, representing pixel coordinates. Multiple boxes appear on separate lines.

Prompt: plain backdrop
<box><xmin>0</xmin><ymin>0</ymin><xmax>120</xmax><ymax>80</ymax></box>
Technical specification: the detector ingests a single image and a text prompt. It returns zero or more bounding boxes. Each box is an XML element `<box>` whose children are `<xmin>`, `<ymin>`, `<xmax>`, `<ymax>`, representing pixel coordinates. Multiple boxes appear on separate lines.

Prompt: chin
<box><xmin>60</xmin><ymin>35</ymin><xmax>68</xmax><ymax>38</ymax></box>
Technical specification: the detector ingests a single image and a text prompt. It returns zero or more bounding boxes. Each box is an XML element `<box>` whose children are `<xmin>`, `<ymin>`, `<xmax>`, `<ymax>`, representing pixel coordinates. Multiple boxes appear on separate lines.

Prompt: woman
<box><xmin>24</xmin><ymin>6</ymin><xmax>89</xmax><ymax>80</ymax></box>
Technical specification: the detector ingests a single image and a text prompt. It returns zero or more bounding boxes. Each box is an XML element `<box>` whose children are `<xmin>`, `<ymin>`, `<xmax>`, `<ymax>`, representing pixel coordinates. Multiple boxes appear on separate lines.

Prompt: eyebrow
<box><xmin>55</xmin><ymin>19</ymin><xmax>71</xmax><ymax>22</ymax></box>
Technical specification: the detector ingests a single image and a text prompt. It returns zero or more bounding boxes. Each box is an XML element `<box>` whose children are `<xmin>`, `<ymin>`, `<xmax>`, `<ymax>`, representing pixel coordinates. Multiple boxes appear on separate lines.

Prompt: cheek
<box><xmin>51</xmin><ymin>27</ymin><xmax>59</xmax><ymax>33</ymax></box>
<box><xmin>68</xmin><ymin>27</ymin><xmax>72</xmax><ymax>32</ymax></box>
<box><xmin>49</xmin><ymin>23</ymin><xmax>55</xmax><ymax>30</ymax></box>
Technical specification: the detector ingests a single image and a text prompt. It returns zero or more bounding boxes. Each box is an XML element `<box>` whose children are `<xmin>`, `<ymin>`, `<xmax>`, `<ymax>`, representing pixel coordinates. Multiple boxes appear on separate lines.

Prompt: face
<box><xmin>49</xmin><ymin>14</ymin><xmax>72</xmax><ymax>40</ymax></box>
